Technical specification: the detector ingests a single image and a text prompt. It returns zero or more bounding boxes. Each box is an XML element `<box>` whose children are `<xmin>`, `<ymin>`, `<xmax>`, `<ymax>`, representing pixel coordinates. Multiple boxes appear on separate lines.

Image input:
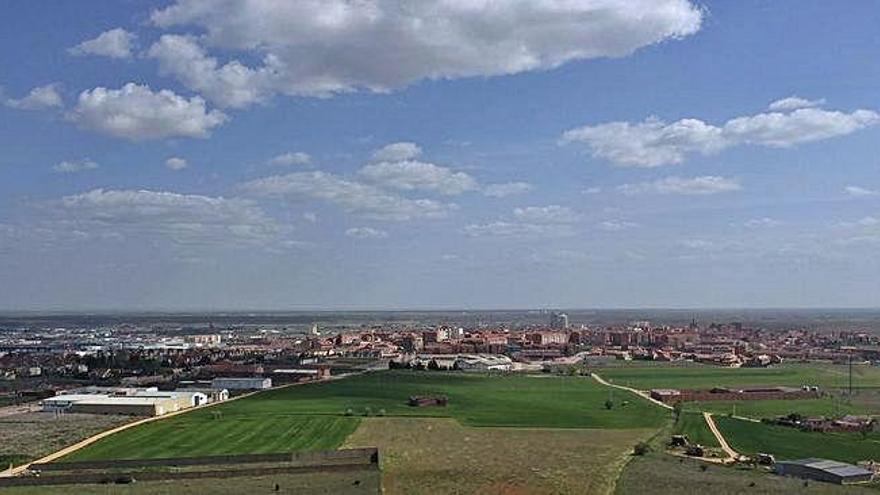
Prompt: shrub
<box><xmin>344</xmin><ymin>408</ymin><xmax>354</xmax><ymax>416</ymax></box>
<box><xmin>604</xmin><ymin>399</ymin><xmax>614</xmax><ymax>410</ymax></box>
<box><xmin>363</xmin><ymin>406</ymin><xmax>373</xmax><ymax>417</ymax></box>
<box><xmin>377</xmin><ymin>408</ymin><xmax>386</xmax><ymax>417</ymax></box>
<box><xmin>633</xmin><ymin>442</ymin><xmax>651</xmax><ymax>456</ymax></box>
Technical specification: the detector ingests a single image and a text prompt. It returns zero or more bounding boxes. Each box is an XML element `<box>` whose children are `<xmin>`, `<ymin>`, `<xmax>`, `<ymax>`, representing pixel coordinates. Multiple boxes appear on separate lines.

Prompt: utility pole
<box><xmin>849</xmin><ymin>348</ymin><xmax>853</xmax><ymax>396</ymax></box>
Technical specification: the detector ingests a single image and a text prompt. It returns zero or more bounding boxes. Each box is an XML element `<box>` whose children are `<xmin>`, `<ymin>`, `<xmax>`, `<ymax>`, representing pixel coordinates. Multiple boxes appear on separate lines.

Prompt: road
<box><xmin>590</xmin><ymin>372</ymin><xmax>674</xmax><ymax>410</ymax></box>
<box><xmin>703</xmin><ymin>412</ymin><xmax>741</xmax><ymax>462</ymax></box>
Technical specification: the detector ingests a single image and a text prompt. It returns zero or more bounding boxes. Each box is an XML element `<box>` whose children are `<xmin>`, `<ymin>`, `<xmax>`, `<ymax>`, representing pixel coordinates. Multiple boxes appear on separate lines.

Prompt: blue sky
<box><xmin>1</xmin><ymin>0</ymin><xmax>879</xmax><ymax>311</ymax></box>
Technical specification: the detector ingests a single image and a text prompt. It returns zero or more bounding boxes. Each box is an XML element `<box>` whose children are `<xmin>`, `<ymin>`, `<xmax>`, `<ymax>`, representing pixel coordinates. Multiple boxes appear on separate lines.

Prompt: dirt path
<box><xmin>702</xmin><ymin>412</ymin><xmax>740</xmax><ymax>462</ymax></box>
<box><xmin>590</xmin><ymin>373</ymin><xmax>674</xmax><ymax>411</ymax></box>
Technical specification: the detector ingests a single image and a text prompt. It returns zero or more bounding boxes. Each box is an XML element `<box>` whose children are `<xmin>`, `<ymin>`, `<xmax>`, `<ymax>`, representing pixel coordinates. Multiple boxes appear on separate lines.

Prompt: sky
<box><xmin>1</xmin><ymin>0</ymin><xmax>880</xmax><ymax>311</ymax></box>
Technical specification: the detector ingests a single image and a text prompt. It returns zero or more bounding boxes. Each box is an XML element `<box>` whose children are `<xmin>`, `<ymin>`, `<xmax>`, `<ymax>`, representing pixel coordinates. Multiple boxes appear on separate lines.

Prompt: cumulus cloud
<box><xmin>4</xmin><ymin>84</ymin><xmax>63</xmax><ymax>110</ymax></box>
<box><xmin>562</xmin><ymin>100</ymin><xmax>879</xmax><ymax>166</ymax></box>
<box><xmin>360</xmin><ymin>160</ymin><xmax>477</xmax><ymax>196</ymax></box>
<box><xmin>345</xmin><ymin>227</ymin><xmax>387</xmax><ymax>239</ymax></box>
<box><xmin>67</xmin><ymin>83</ymin><xmax>227</xmax><ymax>140</ymax></box>
<box><xmin>53</xmin><ymin>158</ymin><xmax>99</xmax><ymax>174</ymax></box>
<box><xmin>147</xmin><ymin>34</ymin><xmax>271</xmax><ymax>108</ymax></box>
<box><xmin>53</xmin><ymin>189</ymin><xmax>279</xmax><ymax>246</ymax></box>
<box><xmin>513</xmin><ymin>205</ymin><xmax>579</xmax><ymax>224</ymax></box>
<box><xmin>165</xmin><ymin>157</ymin><xmax>188</xmax><ymax>170</ymax></box>
<box><xmin>372</xmin><ymin>142</ymin><xmax>422</xmax><ymax>162</ymax></box>
<box><xmin>68</xmin><ymin>28</ymin><xmax>136</xmax><ymax>59</ymax></box>
<box><xmin>241</xmin><ymin>171</ymin><xmax>456</xmax><ymax>221</ymax></box>
<box><xmin>845</xmin><ymin>185</ymin><xmax>878</xmax><ymax>197</ymax></box>
<box><xmin>145</xmin><ymin>0</ymin><xmax>702</xmax><ymax>107</ymax></box>
<box><xmin>768</xmin><ymin>96</ymin><xmax>825</xmax><ymax>112</ymax></box>
<box><xmin>618</xmin><ymin>176</ymin><xmax>741</xmax><ymax>195</ymax></box>
<box><xmin>483</xmin><ymin>182</ymin><xmax>532</xmax><ymax>198</ymax></box>
<box><xmin>268</xmin><ymin>151</ymin><xmax>311</xmax><ymax>166</ymax></box>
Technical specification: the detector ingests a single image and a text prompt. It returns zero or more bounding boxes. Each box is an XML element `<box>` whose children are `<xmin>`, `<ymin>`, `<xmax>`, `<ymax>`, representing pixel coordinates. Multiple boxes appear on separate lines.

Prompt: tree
<box><xmin>673</xmin><ymin>402</ymin><xmax>683</xmax><ymax>420</ymax></box>
<box><xmin>604</xmin><ymin>399</ymin><xmax>614</xmax><ymax>410</ymax></box>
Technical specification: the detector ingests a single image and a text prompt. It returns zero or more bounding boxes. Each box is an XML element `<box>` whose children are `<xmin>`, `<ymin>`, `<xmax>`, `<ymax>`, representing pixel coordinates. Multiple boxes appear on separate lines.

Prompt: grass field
<box><xmin>672</xmin><ymin>412</ymin><xmax>719</xmax><ymax>447</ymax></box>
<box><xmin>715</xmin><ymin>416</ymin><xmax>880</xmax><ymax>463</ymax></box>
<box><xmin>683</xmin><ymin>397</ymin><xmax>862</xmax><ymax>419</ymax></box>
<box><xmin>67</xmin><ymin>371</ymin><xmax>668</xmax><ymax>461</ymax></box>
<box><xmin>65</xmin><ymin>415</ymin><xmax>359</xmax><ymax>461</ymax></box>
<box><xmin>615</xmin><ymin>452</ymin><xmax>876</xmax><ymax>495</ymax></box>
<box><xmin>344</xmin><ymin>417</ymin><xmax>652</xmax><ymax>495</ymax></box>
<box><xmin>598</xmin><ymin>363</ymin><xmax>880</xmax><ymax>393</ymax></box>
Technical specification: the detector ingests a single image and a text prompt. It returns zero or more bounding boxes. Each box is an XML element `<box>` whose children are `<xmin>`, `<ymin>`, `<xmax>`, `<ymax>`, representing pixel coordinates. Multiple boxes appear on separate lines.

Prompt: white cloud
<box><xmin>372</xmin><ymin>142</ymin><xmax>422</xmax><ymax>162</ymax></box>
<box><xmin>68</xmin><ymin>28</ymin><xmax>136</xmax><ymax>59</ymax></box>
<box><xmin>268</xmin><ymin>151</ymin><xmax>311</xmax><ymax>166</ymax></box>
<box><xmin>839</xmin><ymin>216</ymin><xmax>879</xmax><ymax>228</ymax></box>
<box><xmin>844</xmin><ymin>185</ymin><xmax>878</xmax><ymax>197</ymax></box>
<box><xmin>513</xmin><ymin>205</ymin><xmax>579</xmax><ymax>224</ymax></box>
<box><xmin>147</xmin><ymin>34</ymin><xmax>271</xmax><ymax>109</ymax></box>
<box><xmin>562</xmin><ymin>101</ymin><xmax>879</xmax><ymax>166</ymax></box>
<box><xmin>744</xmin><ymin>217</ymin><xmax>782</xmax><ymax>229</ymax></box>
<box><xmin>241</xmin><ymin>171</ymin><xmax>456</xmax><ymax>221</ymax></box>
<box><xmin>583</xmin><ymin>187</ymin><xmax>602</xmax><ymax>195</ymax></box>
<box><xmin>68</xmin><ymin>83</ymin><xmax>228</xmax><ymax>140</ymax></box>
<box><xmin>618</xmin><ymin>176</ymin><xmax>741</xmax><ymax>195</ymax></box>
<box><xmin>54</xmin><ymin>189</ymin><xmax>279</xmax><ymax>246</ymax></box>
<box><xmin>165</xmin><ymin>157</ymin><xmax>188</xmax><ymax>170</ymax></box>
<box><xmin>146</xmin><ymin>0</ymin><xmax>702</xmax><ymax>106</ymax></box>
<box><xmin>483</xmin><ymin>182</ymin><xmax>532</xmax><ymax>198</ymax></box>
<box><xmin>5</xmin><ymin>84</ymin><xmax>63</xmax><ymax>110</ymax></box>
<box><xmin>53</xmin><ymin>158</ymin><xmax>98</xmax><ymax>174</ymax></box>
<box><xmin>360</xmin><ymin>160</ymin><xmax>477</xmax><ymax>196</ymax></box>
<box><xmin>302</xmin><ymin>212</ymin><xmax>318</xmax><ymax>223</ymax></box>
<box><xmin>345</xmin><ymin>227</ymin><xmax>387</xmax><ymax>239</ymax></box>
<box><xmin>768</xmin><ymin>96</ymin><xmax>825</xmax><ymax>112</ymax></box>
<box><xmin>462</xmin><ymin>221</ymin><xmax>573</xmax><ymax>238</ymax></box>
<box><xmin>598</xmin><ymin>220</ymin><xmax>638</xmax><ymax>231</ymax></box>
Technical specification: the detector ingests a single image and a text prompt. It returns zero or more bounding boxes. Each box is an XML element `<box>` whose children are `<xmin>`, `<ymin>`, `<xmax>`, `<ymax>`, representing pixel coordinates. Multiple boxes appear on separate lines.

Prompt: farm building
<box><xmin>650</xmin><ymin>386</ymin><xmax>819</xmax><ymax>403</ymax></box>
<box><xmin>211</xmin><ymin>377</ymin><xmax>272</xmax><ymax>390</ymax></box>
<box><xmin>775</xmin><ymin>458</ymin><xmax>874</xmax><ymax>485</ymax></box>
<box><xmin>40</xmin><ymin>388</ymin><xmax>209</xmax><ymax>416</ymax></box>
<box><xmin>178</xmin><ymin>387</ymin><xmax>229</xmax><ymax>403</ymax></box>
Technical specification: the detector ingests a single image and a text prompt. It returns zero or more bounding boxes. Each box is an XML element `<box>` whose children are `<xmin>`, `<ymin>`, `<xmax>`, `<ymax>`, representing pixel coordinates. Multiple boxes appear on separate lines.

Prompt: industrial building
<box><xmin>774</xmin><ymin>458</ymin><xmax>874</xmax><ymax>484</ymax></box>
<box><xmin>211</xmin><ymin>377</ymin><xmax>272</xmax><ymax>390</ymax></box>
<box><xmin>40</xmin><ymin>387</ymin><xmax>216</xmax><ymax>416</ymax></box>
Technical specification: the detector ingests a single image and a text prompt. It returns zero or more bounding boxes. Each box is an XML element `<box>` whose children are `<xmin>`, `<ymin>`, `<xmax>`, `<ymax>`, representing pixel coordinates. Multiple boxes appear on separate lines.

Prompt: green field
<box><xmin>715</xmin><ymin>416</ymin><xmax>880</xmax><ymax>463</ymax></box>
<box><xmin>598</xmin><ymin>363</ymin><xmax>880</xmax><ymax>392</ymax></box>
<box><xmin>683</xmin><ymin>397</ymin><xmax>862</xmax><ymax>419</ymax></box>
<box><xmin>65</xmin><ymin>415</ymin><xmax>358</xmax><ymax>461</ymax></box>
<box><xmin>67</xmin><ymin>371</ymin><xmax>668</xmax><ymax>461</ymax></box>
<box><xmin>672</xmin><ymin>412</ymin><xmax>719</xmax><ymax>447</ymax></box>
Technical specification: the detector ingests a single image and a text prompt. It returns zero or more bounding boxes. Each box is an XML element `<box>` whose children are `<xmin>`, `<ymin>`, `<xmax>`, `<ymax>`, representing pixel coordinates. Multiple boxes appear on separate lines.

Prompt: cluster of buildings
<box><xmin>40</xmin><ymin>386</ymin><xmax>225</xmax><ymax>417</ymax></box>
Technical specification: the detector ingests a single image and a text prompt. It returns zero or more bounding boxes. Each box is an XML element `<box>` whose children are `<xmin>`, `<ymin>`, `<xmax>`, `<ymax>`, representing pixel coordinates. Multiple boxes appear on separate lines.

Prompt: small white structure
<box><xmin>211</xmin><ymin>377</ymin><xmax>272</xmax><ymax>390</ymax></box>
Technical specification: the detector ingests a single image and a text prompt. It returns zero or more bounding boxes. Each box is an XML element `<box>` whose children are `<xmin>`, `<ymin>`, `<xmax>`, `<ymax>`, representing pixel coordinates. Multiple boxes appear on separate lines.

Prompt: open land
<box><xmin>0</xmin><ymin>469</ymin><xmax>380</xmax><ymax>495</ymax></box>
<box><xmin>344</xmin><ymin>417</ymin><xmax>652</xmax><ymax>495</ymax></box>
<box><xmin>67</xmin><ymin>371</ymin><xmax>669</xmax><ymax>461</ymax></box>
<box><xmin>0</xmin><ymin>412</ymin><xmax>133</xmax><ymax>466</ymax></box>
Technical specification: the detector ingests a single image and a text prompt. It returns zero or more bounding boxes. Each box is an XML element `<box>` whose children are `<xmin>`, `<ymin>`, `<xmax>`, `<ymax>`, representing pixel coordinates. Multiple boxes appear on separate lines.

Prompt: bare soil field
<box><xmin>0</xmin><ymin>412</ymin><xmax>134</xmax><ymax>467</ymax></box>
<box><xmin>343</xmin><ymin>417</ymin><xmax>653</xmax><ymax>495</ymax></box>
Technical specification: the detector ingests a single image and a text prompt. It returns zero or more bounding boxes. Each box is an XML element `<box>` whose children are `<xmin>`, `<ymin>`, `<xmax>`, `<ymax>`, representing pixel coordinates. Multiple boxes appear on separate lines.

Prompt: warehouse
<box><xmin>775</xmin><ymin>458</ymin><xmax>874</xmax><ymax>484</ymax></box>
<box><xmin>69</xmin><ymin>397</ymin><xmax>178</xmax><ymax>416</ymax></box>
<box><xmin>211</xmin><ymin>377</ymin><xmax>272</xmax><ymax>390</ymax></box>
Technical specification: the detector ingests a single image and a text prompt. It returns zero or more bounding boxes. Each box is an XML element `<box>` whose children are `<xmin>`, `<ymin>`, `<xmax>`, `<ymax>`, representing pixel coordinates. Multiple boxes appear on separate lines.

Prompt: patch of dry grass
<box><xmin>343</xmin><ymin>417</ymin><xmax>652</xmax><ymax>495</ymax></box>
<box><xmin>0</xmin><ymin>412</ymin><xmax>134</xmax><ymax>465</ymax></box>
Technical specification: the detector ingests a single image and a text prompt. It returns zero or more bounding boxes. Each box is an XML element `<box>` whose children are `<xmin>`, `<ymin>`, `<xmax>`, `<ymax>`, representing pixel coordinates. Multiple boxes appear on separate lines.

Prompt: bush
<box><xmin>363</xmin><ymin>406</ymin><xmax>373</xmax><ymax>417</ymax></box>
<box><xmin>344</xmin><ymin>408</ymin><xmax>354</xmax><ymax>416</ymax></box>
<box><xmin>633</xmin><ymin>442</ymin><xmax>651</xmax><ymax>456</ymax></box>
<box><xmin>604</xmin><ymin>400</ymin><xmax>614</xmax><ymax>410</ymax></box>
<box><xmin>377</xmin><ymin>408</ymin><xmax>386</xmax><ymax>417</ymax></box>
